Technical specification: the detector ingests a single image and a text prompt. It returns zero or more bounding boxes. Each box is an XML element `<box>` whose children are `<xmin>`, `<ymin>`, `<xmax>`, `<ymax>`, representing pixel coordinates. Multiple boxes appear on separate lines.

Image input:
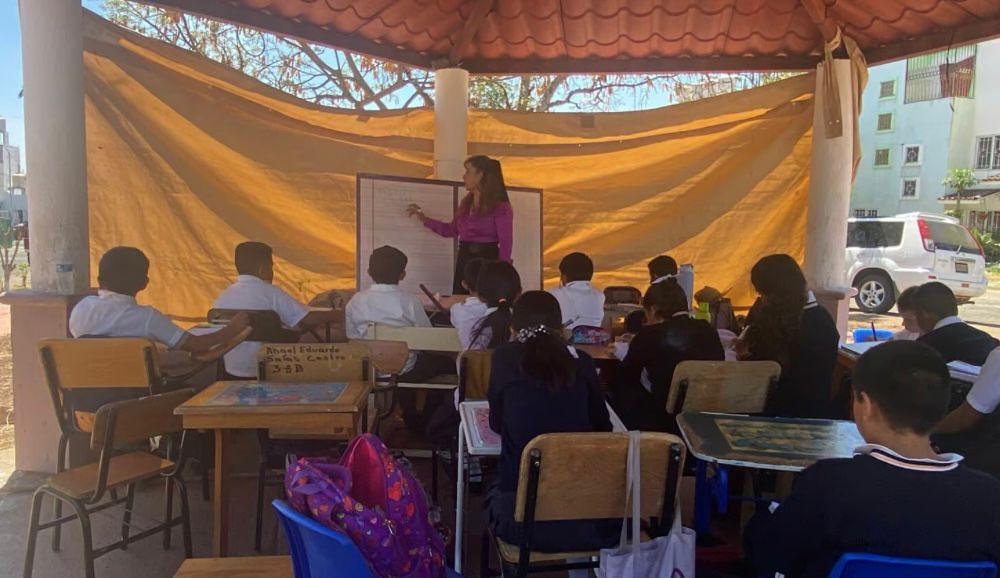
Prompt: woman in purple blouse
<box><xmin>406</xmin><ymin>155</ymin><xmax>514</xmax><ymax>294</ymax></box>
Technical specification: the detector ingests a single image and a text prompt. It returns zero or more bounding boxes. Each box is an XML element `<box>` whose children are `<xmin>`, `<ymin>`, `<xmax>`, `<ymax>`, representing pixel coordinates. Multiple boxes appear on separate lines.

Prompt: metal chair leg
<box><xmin>163</xmin><ymin>473</ymin><xmax>175</xmax><ymax>549</ymax></box>
<box><xmin>200</xmin><ymin>432</ymin><xmax>211</xmax><ymax>501</ymax></box>
<box><xmin>174</xmin><ymin>477</ymin><xmax>194</xmax><ymax>558</ymax></box>
<box><xmin>431</xmin><ymin>449</ymin><xmax>439</xmax><ymax>504</ymax></box>
<box><xmin>254</xmin><ymin>459</ymin><xmax>268</xmax><ymax>552</ymax></box>
<box><xmin>121</xmin><ymin>483</ymin><xmax>136</xmax><ymax>550</ymax></box>
<box><xmin>68</xmin><ymin>499</ymin><xmax>96</xmax><ymax>578</ymax></box>
<box><xmin>22</xmin><ymin>489</ymin><xmax>45</xmax><ymax>578</ymax></box>
<box><xmin>51</xmin><ymin>437</ymin><xmax>68</xmax><ymax>552</ymax></box>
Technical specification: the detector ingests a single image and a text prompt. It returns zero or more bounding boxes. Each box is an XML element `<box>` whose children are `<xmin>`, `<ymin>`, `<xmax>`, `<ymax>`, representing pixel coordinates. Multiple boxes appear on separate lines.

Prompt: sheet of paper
<box><xmin>948</xmin><ymin>360</ymin><xmax>982</xmax><ymax>377</ymax></box>
<box><xmin>841</xmin><ymin>340</ymin><xmax>881</xmax><ymax>355</ymax></box>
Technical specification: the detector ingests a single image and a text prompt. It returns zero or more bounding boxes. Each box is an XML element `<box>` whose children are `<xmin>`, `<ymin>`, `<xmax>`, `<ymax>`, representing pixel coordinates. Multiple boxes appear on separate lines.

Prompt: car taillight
<box><xmin>917</xmin><ymin>219</ymin><xmax>935</xmax><ymax>252</ymax></box>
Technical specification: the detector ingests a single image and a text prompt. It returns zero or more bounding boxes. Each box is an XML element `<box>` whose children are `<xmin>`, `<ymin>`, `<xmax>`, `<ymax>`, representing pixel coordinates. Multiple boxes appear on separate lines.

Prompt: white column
<box><xmin>433</xmin><ymin>68</ymin><xmax>470</xmax><ymax>181</ymax></box>
<box><xmin>19</xmin><ymin>0</ymin><xmax>90</xmax><ymax>293</ymax></box>
<box><xmin>804</xmin><ymin>59</ymin><xmax>855</xmax><ymax>334</ymax></box>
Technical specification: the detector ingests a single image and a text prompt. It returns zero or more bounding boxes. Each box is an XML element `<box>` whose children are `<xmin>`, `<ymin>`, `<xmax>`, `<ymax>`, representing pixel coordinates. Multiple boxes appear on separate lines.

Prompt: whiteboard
<box><xmin>357</xmin><ymin>174</ymin><xmax>542</xmax><ymax>295</ymax></box>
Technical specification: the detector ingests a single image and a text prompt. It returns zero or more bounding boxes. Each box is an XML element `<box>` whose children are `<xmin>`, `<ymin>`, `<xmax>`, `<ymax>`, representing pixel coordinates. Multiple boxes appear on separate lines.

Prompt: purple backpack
<box><xmin>285</xmin><ymin>434</ymin><xmax>447</xmax><ymax>578</ymax></box>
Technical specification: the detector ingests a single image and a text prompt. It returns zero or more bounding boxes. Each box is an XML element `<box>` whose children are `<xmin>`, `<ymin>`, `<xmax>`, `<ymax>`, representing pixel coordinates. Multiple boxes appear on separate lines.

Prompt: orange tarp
<box><xmin>83</xmin><ymin>12</ymin><xmax>814</xmax><ymax>319</ymax></box>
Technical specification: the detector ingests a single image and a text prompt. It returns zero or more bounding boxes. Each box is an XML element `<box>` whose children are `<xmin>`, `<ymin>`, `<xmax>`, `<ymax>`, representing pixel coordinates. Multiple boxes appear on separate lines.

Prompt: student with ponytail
<box><xmin>468</xmin><ymin>260</ymin><xmax>521</xmax><ymax>350</ymax></box>
<box><xmin>486</xmin><ymin>291</ymin><xmax>615</xmax><ymax>553</ymax></box>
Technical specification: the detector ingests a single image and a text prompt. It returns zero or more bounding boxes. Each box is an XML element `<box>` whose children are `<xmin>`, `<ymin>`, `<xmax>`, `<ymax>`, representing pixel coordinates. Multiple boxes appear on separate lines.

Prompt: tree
<box><xmin>942</xmin><ymin>168</ymin><xmax>979</xmax><ymax>222</ymax></box>
<box><xmin>103</xmin><ymin>1</ymin><xmax>794</xmax><ymax>112</ymax></box>
<box><xmin>0</xmin><ymin>220</ymin><xmax>23</xmax><ymax>292</ymax></box>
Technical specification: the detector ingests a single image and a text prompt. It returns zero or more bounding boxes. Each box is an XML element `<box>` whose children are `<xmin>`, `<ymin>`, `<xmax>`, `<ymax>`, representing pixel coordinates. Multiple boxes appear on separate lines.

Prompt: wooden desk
<box><xmin>837</xmin><ymin>345</ymin><xmax>976</xmax><ymax>410</ymax></box>
<box><xmin>173</xmin><ymin>556</ymin><xmax>292</xmax><ymax>578</ymax></box>
<box><xmin>575</xmin><ymin>343</ymin><xmax>618</xmax><ymax>361</ymax></box>
<box><xmin>176</xmin><ymin>380</ymin><xmax>372</xmax><ymax>557</ymax></box>
<box><xmin>676</xmin><ymin>411</ymin><xmax>864</xmax><ymax>472</ymax></box>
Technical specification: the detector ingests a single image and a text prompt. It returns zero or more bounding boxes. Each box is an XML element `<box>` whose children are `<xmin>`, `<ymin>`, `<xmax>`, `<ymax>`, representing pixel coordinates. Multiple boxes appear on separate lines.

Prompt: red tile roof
<box><xmin>141</xmin><ymin>0</ymin><xmax>1000</xmax><ymax>72</ymax></box>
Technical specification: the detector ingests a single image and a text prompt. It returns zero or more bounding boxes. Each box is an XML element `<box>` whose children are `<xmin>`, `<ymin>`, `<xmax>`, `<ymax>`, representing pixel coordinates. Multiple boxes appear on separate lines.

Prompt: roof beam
<box><xmin>865</xmin><ymin>16</ymin><xmax>1000</xmax><ymax>65</ymax></box>
<box><xmin>447</xmin><ymin>0</ymin><xmax>495</xmax><ymax>67</ymax></box>
<box><xmin>461</xmin><ymin>54</ymin><xmax>821</xmax><ymax>75</ymax></box>
<box><xmin>135</xmin><ymin>0</ymin><xmax>434</xmax><ymax>69</ymax></box>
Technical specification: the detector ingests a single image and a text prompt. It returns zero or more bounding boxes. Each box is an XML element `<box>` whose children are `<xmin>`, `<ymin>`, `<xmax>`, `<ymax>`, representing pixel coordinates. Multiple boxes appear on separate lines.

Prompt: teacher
<box><xmin>406</xmin><ymin>155</ymin><xmax>514</xmax><ymax>295</ymax></box>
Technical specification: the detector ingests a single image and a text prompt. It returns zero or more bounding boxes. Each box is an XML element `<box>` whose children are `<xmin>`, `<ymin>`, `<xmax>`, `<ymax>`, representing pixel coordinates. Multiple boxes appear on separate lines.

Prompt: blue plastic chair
<box><xmin>828</xmin><ymin>553</ymin><xmax>997</xmax><ymax>578</ymax></box>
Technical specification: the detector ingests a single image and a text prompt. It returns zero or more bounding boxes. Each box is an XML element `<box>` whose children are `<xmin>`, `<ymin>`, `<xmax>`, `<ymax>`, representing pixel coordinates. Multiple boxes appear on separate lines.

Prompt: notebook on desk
<box><xmin>840</xmin><ymin>341</ymin><xmax>882</xmax><ymax>356</ymax></box>
<box><xmin>948</xmin><ymin>360</ymin><xmax>981</xmax><ymax>380</ymax></box>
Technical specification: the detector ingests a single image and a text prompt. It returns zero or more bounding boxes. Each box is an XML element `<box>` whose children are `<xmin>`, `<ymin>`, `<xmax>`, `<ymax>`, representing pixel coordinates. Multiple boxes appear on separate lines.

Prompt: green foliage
<box><xmin>971</xmin><ymin>228</ymin><xmax>1000</xmax><ymax>264</ymax></box>
<box><xmin>16</xmin><ymin>263</ymin><xmax>29</xmax><ymax>287</ymax></box>
<box><xmin>942</xmin><ymin>168</ymin><xmax>979</xmax><ymax>196</ymax></box>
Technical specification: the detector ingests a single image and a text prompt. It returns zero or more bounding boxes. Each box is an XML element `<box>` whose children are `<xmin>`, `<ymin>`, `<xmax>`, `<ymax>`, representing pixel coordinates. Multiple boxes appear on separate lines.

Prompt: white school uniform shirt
<box><xmin>345</xmin><ymin>284</ymin><xmax>432</xmax><ymax>374</ymax></box>
<box><xmin>212</xmin><ymin>274</ymin><xmax>311</xmax><ymax>378</ymax></box>
<box><xmin>934</xmin><ymin>315</ymin><xmax>964</xmax><ymax>330</ymax></box>
<box><xmin>450</xmin><ymin>296</ymin><xmax>496</xmax><ymax>350</ymax></box>
<box><xmin>966</xmin><ymin>347</ymin><xmax>1000</xmax><ymax>415</ymax></box>
<box><xmin>548</xmin><ymin>281</ymin><xmax>606</xmax><ymax>329</ymax></box>
<box><xmin>69</xmin><ymin>290</ymin><xmax>188</xmax><ymax>349</ymax></box>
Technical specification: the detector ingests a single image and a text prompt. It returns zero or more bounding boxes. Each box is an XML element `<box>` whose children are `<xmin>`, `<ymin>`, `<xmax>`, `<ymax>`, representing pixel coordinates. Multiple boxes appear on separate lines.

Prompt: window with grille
<box><xmin>879</xmin><ymin>80</ymin><xmax>896</xmax><ymax>98</ymax></box>
<box><xmin>903</xmin><ymin>145</ymin><xmax>922</xmax><ymax>166</ymax></box>
<box><xmin>901</xmin><ymin>178</ymin><xmax>919</xmax><ymax>199</ymax></box>
<box><xmin>874</xmin><ymin>148</ymin><xmax>890</xmax><ymax>166</ymax></box>
<box><xmin>976</xmin><ymin>136</ymin><xmax>1000</xmax><ymax>170</ymax></box>
<box><xmin>877</xmin><ymin>113</ymin><xmax>893</xmax><ymax>131</ymax></box>
<box><xmin>854</xmin><ymin>209</ymin><xmax>866</xmax><ymax>218</ymax></box>
<box><xmin>905</xmin><ymin>45</ymin><xmax>976</xmax><ymax>103</ymax></box>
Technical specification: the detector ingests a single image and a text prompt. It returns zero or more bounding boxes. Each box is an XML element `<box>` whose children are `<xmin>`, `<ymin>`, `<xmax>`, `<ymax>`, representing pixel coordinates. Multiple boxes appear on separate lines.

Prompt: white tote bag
<box><xmin>597</xmin><ymin>431</ymin><xmax>697</xmax><ymax>578</ymax></box>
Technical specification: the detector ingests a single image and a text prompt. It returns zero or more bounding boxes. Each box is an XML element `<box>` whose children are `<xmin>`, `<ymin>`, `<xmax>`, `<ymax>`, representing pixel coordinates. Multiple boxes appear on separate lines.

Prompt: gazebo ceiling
<box><xmin>140</xmin><ymin>0</ymin><xmax>1000</xmax><ymax>73</ymax></box>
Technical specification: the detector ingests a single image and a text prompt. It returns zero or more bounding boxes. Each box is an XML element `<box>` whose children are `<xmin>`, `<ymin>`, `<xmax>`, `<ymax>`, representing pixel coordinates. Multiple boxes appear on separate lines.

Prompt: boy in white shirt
<box><xmin>346</xmin><ymin>245</ymin><xmax>453</xmax><ymax>430</ymax></box>
<box><xmin>548</xmin><ymin>252</ymin><xmax>605</xmax><ymax>329</ymax></box>
<box><xmin>213</xmin><ymin>242</ymin><xmax>340</xmax><ymax>378</ymax></box>
<box><xmin>449</xmin><ymin>258</ymin><xmax>490</xmax><ymax>350</ymax></box>
<box><xmin>935</xmin><ymin>346</ymin><xmax>1000</xmax><ymax>478</ymax></box>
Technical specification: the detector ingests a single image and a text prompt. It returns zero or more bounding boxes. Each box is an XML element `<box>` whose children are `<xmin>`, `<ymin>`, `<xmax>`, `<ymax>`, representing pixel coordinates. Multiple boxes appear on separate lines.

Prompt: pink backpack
<box><xmin>285</xmin><ymin>434</ymin><xmax>447</xmax><ymax>578</ymax></box>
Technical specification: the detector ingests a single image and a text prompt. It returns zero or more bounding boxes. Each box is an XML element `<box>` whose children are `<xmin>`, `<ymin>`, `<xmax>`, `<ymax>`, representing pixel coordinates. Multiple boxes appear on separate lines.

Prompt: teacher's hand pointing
<box><xmin>406</xmin><ymin>203</ymin><xmax>426</xmax><ymax>221</ymax></box>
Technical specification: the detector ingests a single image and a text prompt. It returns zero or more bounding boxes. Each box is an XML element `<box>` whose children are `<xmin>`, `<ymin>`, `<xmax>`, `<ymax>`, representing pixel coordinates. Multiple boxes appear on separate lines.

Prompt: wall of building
<box><xmin>0</xmin><ymin>118</ymin><xmax>26</xmax><ymax>224</ymax></box>
<box><xmin>970</xmin><ymin>39</ymin><xmax>1000</xmax><ymax>183</ymax></box>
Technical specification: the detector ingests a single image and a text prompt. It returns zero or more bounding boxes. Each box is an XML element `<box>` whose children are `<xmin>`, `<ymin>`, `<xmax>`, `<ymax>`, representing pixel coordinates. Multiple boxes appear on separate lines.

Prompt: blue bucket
<box><xmin>853</xmin><ymin>328</ymin><xmax>894</xmax><ymax>343</ymax></box>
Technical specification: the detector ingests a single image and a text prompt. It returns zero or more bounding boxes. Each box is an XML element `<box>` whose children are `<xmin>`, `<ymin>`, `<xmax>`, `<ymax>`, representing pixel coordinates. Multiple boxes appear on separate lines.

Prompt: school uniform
<box><xmin>612</xmin><ymin>313</ymin><xmax>725</xmax><ymax>432</ymax></box>
<box><xmin>548</xmin><ymin>281</ymin><xmax>606</xmax><ymax>329</ymax></box>
<box><xmin>487</xmin><ymin>341</ymin><xmax>616</xmax><ymax>552</ymax></box>
<box><xmin>917</xmin><ymin>316</ymin><xmax>999</xmax><ymax>366</ymax></box>
<box><xmin>745</xmin><ymin>444</ymin><xmax>1000</xmax><ymax>578</ymax></box>
<box><xmin>212</xmin><ymin>275</ymin><xmax>311</xmax><ymax>378</ymax></box>
<box><xmin>68</xmin><ymin>289</ymin><xmax>190</xmax><ymax>412</ymax></box>
<box><xmin>450</xmin><ymin>296</ymin><xmax>495</xmax><ymax>350</ymax></box>
<box><xmin>934</xmin><ymin>347</ymin><xmax>1000</xmax><ymax>478</ymax></box>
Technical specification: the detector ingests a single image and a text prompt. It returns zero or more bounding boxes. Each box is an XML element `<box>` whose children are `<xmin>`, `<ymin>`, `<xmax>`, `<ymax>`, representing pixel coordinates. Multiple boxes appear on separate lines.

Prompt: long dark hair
<box><xmin>512</xmin><ymin>291</ymin><xmax>577</xmax><ymax>389</ymax></box>
<box><xmin>746</xmin><ymin>254</ymin><xmax>808</xmax><ymax>369</ymax></box>
<box><xmin>471</xmin><ymin>261</ymin><xmax>522</xmax><ymax>349</ymax></box>
<box><xmin>642</xmin><ymin>278</ymin><xmax>688</xmax><ymax>320</ymax></box>
<box><xmin>461</xmin><ymin>155</ymin><xmax>509</xmax><ymax>216</ymax></box>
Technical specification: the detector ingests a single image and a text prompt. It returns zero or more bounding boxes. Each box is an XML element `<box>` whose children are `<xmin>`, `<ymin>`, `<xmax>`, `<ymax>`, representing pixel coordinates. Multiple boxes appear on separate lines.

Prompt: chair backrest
<box><xmin>351</xmin><ymin>339</ymin><xmax>410</xmax><ymax>376</ymax></box>
<box><xmin>272</xmin><ymin>499</ymin><xmax>375</xmax><ymax>578</ymax></box>
<box><xmin>91</xmin><ymin>388</ymin><xmax>193</xmax><ymax>451</ymax></box>
<box><xmin>828</xmin><ymin>553</ymin><xmax>997</xmax><ymax>578</ymax></box>
<box><xmin>514</xmin><ymin>432</ymin><xmax>685</xmax><ymax>527</ymax></box>
<box><xmin>604</xmin><ymin>286</ymin><xmax>643</xmax><ymax>306</ymax></box>
<box><xmin>258</xmin><ymin>342</ymin><xmax>371</xmax><ymax>382</ymax></box>
<box><xmin>367</xmin><ymin>323</ymin><xmax>463</xmax><ymax>353</ymax></box>
<box><xmin>459</xmin><ymin>349</ymin><xmax>492</xmax><ymax>401</ymax></box>
<box><xmin>665</xmin><ymin>360</ymin><xmax>781</xmax><ymax>414</ymax></box>
<box><xmin>207</xmin><ymin>308</ymin><xmax>299</xmax><ymax>343</ymax></box>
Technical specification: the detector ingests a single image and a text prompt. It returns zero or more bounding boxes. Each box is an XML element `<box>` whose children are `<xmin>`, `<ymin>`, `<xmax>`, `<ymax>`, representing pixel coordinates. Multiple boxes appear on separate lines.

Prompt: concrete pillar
<box><xmin>433</xmin><ymin>68</ymin><xmax>469</xmax><ymax>181</ymax></box>
<box><xmin>804</xmin><ymin>59</ymin><xmax>856</xmax><ymax>337</ymax></box>
<box><xmin>19</xmin><ymin>0</ymin><xmax>90</xmax><ymax>293</ymax></box>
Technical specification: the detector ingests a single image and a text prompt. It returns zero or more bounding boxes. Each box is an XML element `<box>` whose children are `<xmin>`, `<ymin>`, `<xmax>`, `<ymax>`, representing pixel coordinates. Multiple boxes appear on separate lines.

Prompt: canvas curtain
<box><xmin>83</xmin><ymin>11</ymin><xmax>814</xmax><ymax>320</ymax></box>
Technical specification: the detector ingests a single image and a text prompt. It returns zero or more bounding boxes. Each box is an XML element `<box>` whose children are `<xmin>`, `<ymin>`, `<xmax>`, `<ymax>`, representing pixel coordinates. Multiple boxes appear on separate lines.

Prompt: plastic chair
<box><xmin>828</xmin><ymin>553</ymin><xmax>997</xmax><ymax>578</ymax></box>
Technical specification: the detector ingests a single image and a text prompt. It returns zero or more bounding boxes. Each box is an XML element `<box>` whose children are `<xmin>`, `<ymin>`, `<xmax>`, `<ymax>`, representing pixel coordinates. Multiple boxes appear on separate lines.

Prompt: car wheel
<box><xmin>854</xmin><ymin>272</ymin><xmax>896</xmax><ymax>314</ymax></box>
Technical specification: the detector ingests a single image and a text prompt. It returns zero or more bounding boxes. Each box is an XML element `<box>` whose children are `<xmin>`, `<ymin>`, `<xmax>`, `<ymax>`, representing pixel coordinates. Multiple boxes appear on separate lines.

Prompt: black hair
<box><xmin>235</xmin><ymin>242</ymin><xmax>273</xmax><ymax>276</ymax></box>
<box><xmin>853</xmin><ymin>340</ymin><xmax>950</xmax><ymax>434</ymax></box>
<box><xmin>624</xmin><ymin>309</ymin><xmax>646</xmax><ymax>333</ymax></box>
<box><xmin>462</xmin><ymin>258</ymin><xmax>488</xmax><ymax>293</ymax></box>
<box><xmin>745</xmin><ymin>254</ymin><xmax>808</xmax><ymax>370</ymax></box>
<box><xmin>642</xmin><ymin>278</ymin><xmax>689</xmax><ymax>320</ymax></box>
<box><xmin>913</xmin><ymin>282</ymin><xmax>958</xmax><ymax>319</ymax></box>
<box><xmin>511</xmin><ymin>291</ymin><xmax>577</xmax><ymax>389</ymax></box>
<box><xmin>461</xmin><ymin>155</ymin><xmax>510</xmax><ymax>216</ymax></box>
<box><xmin>648</xmin><ymin>255</ymin><xmax>679</xmax><ymax>279</ymax></box>
<box><xmin>559</xmin><ymin>252</ymin><xmax>594</xmax><ymax>282</ymax></box>
<box><xmin>896</xmin><ymin>285</ymin><xmax>919</xmax><ymax>313</ymax></box>
<box><xmin>97</xmin><ymin>246</ymin><xmax>149</xmax><ymax>296</ymax></box>
<box><xmin>471</xmin><ymin>261</ymin><xmax>522</xmax><ymax>349</ymax></box>
<box><xmin>368</xmin><ymin>245</ymin><xmax>408</xmax><ymax>285</ymax></box>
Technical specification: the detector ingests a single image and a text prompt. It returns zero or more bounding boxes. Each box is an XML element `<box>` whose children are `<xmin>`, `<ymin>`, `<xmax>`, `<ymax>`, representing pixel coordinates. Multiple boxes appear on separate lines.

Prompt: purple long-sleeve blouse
<box><xmin>423</xmin><ymin>201</ymin><xmax>513</xmax><ymax>262</ymax></box>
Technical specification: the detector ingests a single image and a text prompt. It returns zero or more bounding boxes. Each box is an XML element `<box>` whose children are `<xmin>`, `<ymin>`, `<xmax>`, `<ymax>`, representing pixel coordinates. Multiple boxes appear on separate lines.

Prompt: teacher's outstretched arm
<box><xmin>407</xmin><ymin>203</ymin><xmax>457</xmax><ymax>237</ymax></box>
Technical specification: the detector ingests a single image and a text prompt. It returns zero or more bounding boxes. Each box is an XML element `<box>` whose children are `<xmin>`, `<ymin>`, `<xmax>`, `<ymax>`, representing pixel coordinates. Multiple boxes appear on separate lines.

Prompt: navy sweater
<box><xmin>745</xmin><ymin>447</ymin><xmax>1000</xmax><ymax>578</ymax></box>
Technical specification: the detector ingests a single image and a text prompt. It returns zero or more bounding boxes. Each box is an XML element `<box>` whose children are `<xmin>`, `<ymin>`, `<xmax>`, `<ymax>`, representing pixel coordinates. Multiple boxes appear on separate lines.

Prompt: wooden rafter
<box><xmin>447</xmin><ymin>0</ymin><xmax>495</xmax><ymax>67</ymax></box>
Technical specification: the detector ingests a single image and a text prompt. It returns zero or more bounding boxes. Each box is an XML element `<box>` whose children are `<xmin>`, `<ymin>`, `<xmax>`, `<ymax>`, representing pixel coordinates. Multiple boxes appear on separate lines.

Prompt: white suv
<box><xmin>845</xmin><ymin>212</ymin><xmax>988</xmax><ymax>313</ymax></box>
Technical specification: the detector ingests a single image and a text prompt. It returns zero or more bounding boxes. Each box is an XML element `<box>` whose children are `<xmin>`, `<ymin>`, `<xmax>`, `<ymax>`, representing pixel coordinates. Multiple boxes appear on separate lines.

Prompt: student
<box><xmin>613</xmin><ymin>279</ymin><xmax>724</xmax><ymax>432</ymax></box>
<box><xmin>548</xmin><ymin>252</ymin><xmax>605</xmax><ymax>329</ymax></box>
<box><xmin>913</xmin><ymin>281</ymin><xmax>998</xmax><ymax>365</ymax></box>
<box><xmin>467</xmin><ymin>260</ymin><xmax>522</xmax><ymax>350</ymax></box>
<box><xmin>648</xmin><ymin>255</ymin><xmax>678</xmax><ymax>285</ymax></box>
<box><xmin>738</xmin><ymin>254</ymin><xmax>840</xmax><ymax>419</ymax></box>
<box><xmin>745</xmin><ymin>341</ymin><xmax>1000</xmax><ymax>577</ymax></box>
<box><xmin>487</xmin><ymin>291</ymin><xmax>615</xmax><ymax>553</ymax></box>
<box><xmin>213</xmin><ymin>242</ymin><xmax>340</xmax><ymax>378</ymax></box>
<box><xmin>935</xmin><ymin>346</ymin><xmax>1000</xmax><ymax>478</ymax></box>
<box><xmin>449</xmin><ymin>258</ymin><xmax>489</xmax><ymax>350</ymax></box>
<box><xmin>69</xmin><ymin>247</ymin><xmax>250</xmax><ymax>409</ymax></box>
<box><xmin>345</xmin><ymin>245</ymin><xmax>453</xmax><ymax>429</ymax></box>
<box><xmin>890</xmin><ymin>286</ymin><xmax>921</xmax><ymax>341</ymax></box>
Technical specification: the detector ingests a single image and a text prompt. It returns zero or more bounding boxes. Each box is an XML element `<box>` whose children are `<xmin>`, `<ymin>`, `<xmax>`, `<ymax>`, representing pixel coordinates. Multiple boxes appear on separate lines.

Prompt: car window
<box><xmin>846</xmin><ymin>222</ymin><xmax>904</xmax><ymax>248</ymax></box>
<box><xmin>927</xmin><ymin>222</ymin><xmax>981</xmax><ymax>254</ymax></box>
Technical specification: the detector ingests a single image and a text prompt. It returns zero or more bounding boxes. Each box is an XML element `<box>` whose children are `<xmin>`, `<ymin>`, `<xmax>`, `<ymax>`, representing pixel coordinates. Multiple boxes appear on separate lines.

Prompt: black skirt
<box><xmin>453</xmin><ymin>241</ymin><xmax>499</xmax><ymax>295</ymax></box>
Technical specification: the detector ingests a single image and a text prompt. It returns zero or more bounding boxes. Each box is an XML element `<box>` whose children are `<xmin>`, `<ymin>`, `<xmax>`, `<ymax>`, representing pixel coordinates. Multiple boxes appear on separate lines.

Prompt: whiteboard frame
<box><xmin>356</xmin><ymin>172</ymin><xmax>543</xmax><ymax>293</ymax></box>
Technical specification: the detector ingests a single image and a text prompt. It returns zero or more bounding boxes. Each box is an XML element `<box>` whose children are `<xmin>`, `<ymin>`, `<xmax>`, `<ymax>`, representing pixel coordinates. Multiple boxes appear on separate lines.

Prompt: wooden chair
<box><xmin>23</xmin><ymin>389</ymin><xmax>195</xmax><ymax>578</ymax></box>
<box><xmin>365</xmin><ymin>322</ymin><xmax>462</xmax><ymax>389</ymax></box>
<box><xmin>665</xmin><ymin>360</ymin><xmax>781</xmax><ymax>414</ymax></box>
<box><xmin>350</xmin><ymin>338</ymin><xmax>410</xmax><ymax>435</ymax></box>
<box><xmin>252</xmin><ymin>342</ymin><xmax>372</xmax><ymax>552</ymax></box>
<box><xmin>483</xmin><ymin>432</ymin><xmax>686</xmax><ymax>578</ymax></box>
<box><xmin>458</xmin><ymin>349</ymin><xmax>492</xmax><ymax>403</ymax></box>
<box><xmin>603</xmin><ymin>286</ymin><xmax>643</xmax><ymax>306</ymax></box>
